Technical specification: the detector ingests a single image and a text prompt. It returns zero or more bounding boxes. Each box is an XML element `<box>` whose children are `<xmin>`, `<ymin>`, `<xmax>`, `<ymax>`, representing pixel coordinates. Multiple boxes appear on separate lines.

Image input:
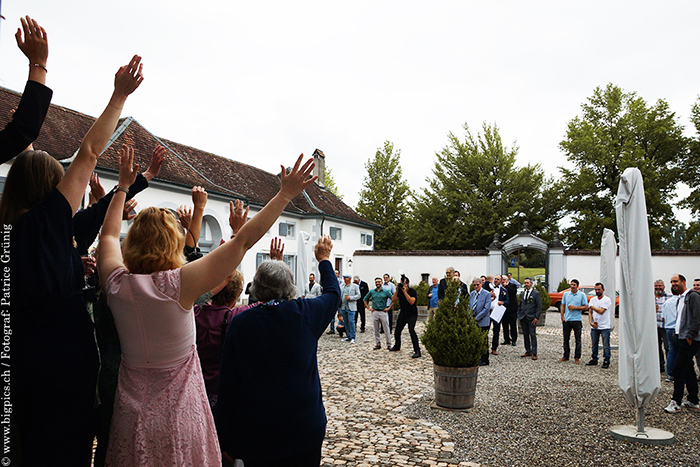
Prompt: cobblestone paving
<box><xmin>319</xmin><ymin>322</ymin><xmax>478</xmax><ymax>467</ymax></box>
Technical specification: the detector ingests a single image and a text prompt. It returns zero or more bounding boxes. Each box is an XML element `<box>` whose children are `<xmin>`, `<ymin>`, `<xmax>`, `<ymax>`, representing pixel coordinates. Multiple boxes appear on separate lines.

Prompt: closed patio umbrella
<box><xmin>611</xmin><ymin>167</ymin><xmax>672</xmax><ymax>444</ymax></box>
<box><xmin>600</xmin><ymin>228</ymin><xmax>616</xmax><ymax>330</ymax></box>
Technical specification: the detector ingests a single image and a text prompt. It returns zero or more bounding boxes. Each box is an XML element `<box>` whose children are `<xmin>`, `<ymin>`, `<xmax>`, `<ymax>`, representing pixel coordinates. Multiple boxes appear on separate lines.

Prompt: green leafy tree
<box><xmin>421</xmin><ymin>280</ymin><xmax>488</xmax><ymax>367</ymax></box>
<box><xmin>409</xmin><ymin>122</ymin><xmax>561</xmax><ymax>250</ymax></box>
<box><xmin>323</xmin><ymin>166</ymin><xmax>343</xmax><ymax>200</ymax></box>
<box><xmin>356</xmin><ymin>141</ymin><xmax>411</xmax><ymax>250</ymax></box>
<box><xmin>558</xmin><ymin>84</ymin><xmax>688</xmax><ymax>249</ymax></box>
<box><xmin>679</xmin><ymin>96</ymin><xmax>700</xmax><ymax>248</ymax></box>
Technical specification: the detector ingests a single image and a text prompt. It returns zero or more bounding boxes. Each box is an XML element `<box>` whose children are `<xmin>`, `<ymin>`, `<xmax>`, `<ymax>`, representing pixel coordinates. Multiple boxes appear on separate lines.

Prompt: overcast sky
<box><xmin>1</xmin><ymin>1</ymin><xmax>698</xmax><ymax>222</ymax></box>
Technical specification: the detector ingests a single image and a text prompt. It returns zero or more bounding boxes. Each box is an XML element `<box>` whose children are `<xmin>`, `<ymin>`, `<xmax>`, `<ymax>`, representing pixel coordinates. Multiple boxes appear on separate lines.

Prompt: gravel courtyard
<box><xmin>318</xmin><ymin>310</ymin><xmax>700</xmax><ymax>467</ymax></box>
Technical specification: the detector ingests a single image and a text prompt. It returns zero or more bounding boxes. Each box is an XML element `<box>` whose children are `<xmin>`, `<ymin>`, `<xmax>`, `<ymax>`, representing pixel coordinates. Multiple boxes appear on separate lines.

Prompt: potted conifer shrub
<box><xmin>420</xmin><ymin>279</ymin><xmax>488</xmax><ymax>410</ymax></box>
<box><xmin>414</xmin><ymin>280</ymin><xmax>429</xmax><ymax>322</ymax></box>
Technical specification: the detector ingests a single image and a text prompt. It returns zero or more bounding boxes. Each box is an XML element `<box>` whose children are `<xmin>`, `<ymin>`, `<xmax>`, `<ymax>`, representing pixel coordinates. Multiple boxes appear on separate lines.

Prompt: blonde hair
<box><xmin>0</xmin><ymin>150</ymin><xmax>64</xmax><ymax>224</ymax></box>
<box><xmin>122</xmin><ymin>207</ymin><xmax>186</xmax><ymax>274</ymax></box>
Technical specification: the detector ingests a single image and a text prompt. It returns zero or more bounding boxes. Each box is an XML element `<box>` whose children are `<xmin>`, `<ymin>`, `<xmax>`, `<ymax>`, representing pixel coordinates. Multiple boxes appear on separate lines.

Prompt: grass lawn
<box><xmin>507</xmin><ymin>267</ymin><xmax>545</xmax><ymax>281</ymax></box>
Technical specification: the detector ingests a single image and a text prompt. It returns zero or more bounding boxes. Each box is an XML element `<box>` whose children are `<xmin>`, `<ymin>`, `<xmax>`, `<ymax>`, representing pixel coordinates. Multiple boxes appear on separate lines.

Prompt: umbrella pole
<box><xmin>636</xmin><ymin>407</ymin><xmax>646</xmax><ymax>435</ymax></box>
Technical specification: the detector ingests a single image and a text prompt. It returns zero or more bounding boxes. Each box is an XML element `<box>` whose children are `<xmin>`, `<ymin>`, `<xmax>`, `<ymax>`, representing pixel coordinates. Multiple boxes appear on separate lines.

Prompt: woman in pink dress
<box><xmin>97</xmin><ymin>151</ymin><xmax>317</xmax><ymax>466</ymax></box>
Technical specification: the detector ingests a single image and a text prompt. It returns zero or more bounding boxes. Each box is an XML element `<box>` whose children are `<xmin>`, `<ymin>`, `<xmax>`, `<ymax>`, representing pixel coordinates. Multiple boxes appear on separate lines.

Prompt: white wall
<box><xmin>352</xmin><ymin>254</ymin><xmax>488</xmax><ymax>284</ymax></box>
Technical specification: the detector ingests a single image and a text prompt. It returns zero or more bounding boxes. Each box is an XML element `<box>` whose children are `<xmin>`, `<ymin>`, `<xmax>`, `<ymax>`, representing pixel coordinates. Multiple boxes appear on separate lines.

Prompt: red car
<box><xmin>549</xmin><ymin>286</ymin><xmax>620</xmax><ymax>315</ymax></box>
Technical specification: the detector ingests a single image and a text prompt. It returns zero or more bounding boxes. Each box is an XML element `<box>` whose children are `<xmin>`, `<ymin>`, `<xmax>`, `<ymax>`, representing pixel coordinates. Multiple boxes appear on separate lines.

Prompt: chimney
<box><xmin>312</xmin><ymin>148</ymin><xmax>325</xmax><ymax>188</ymax></box>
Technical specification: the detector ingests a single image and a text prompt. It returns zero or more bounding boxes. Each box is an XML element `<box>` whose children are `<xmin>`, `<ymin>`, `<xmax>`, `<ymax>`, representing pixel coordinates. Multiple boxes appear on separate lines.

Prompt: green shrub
<box><xmin>557</xmin><ymin>277</ymin><xmax>569</xmax><ymax>292</ymax></box>
<box><xmin>420</xmin><ymin>280</ymin><xmax>488</xmax><ymax>367</ymax></box>
<box><xmin>414</xmin><ymin>281</ymin><xmax>429</xmax><ymax>307</ymax></box>
<box><xmin>535</xmin><ymin>279</ymin><xmax>551</xmax><ymax>310</ymax></box>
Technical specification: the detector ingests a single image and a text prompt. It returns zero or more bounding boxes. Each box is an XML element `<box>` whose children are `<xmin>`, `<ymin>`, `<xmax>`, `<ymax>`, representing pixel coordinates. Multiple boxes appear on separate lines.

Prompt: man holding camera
<box><xmin>390</xmin><ymin>275</ymin><xmax>421</xmax><ymax>358</ymax></box>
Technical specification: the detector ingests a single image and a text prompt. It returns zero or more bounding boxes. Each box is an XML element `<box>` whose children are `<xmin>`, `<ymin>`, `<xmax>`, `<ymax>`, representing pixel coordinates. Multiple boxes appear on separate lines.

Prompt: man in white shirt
<box><xmin>586</xmin><ymin>283</ymin><xmax>612</xmax><ymax>368</ymax></box>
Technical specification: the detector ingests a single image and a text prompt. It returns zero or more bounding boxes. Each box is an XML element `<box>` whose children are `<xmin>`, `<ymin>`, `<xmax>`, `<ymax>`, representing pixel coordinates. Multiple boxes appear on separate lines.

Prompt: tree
<box><xmin>356</xmin><ymin>141</ymin><xmax>411</xmax><ymax>250</ymax></box>
<box><xmin>558</xmin><ymin>84</ymin><xmax>688</xmax><ymax>249</ymax></box>
<box><xmin>678</xmin><ymin>96</ymin><xmax>700</xmax><ymax>248</ymax></box>
<box><xmin>323</xmin><ymin>166</ymin><xmax>343</xmax><ymax>200</ymax></box>
<box><xmin>408</xmin><ymin>122</ymin><xmax>561</xmax><ymax>250</ymax></box>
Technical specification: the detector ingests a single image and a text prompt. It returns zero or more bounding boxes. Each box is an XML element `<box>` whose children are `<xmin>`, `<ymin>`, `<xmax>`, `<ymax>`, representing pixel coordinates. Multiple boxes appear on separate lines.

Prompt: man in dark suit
<box><xmin>354</xmin><ymin>275</ymin><xmax>370</xmax><ymax>333</ymax></box>
<box><xmin>502</xmin><ymin>276</ymin><xmax>519</xmax><ymax>346</ymax></box>
<box><xmin>437</xmin><ymin>267</ymin><xmax>454</xmax><ymax>302</ymax></box>
<box><xmin>490</xmin><ymin>274</ymin><xmax>509</xmax><ymax>355</ymax></box>
<box><xmin>517</xmin><ymin>277</ymin><xmax>542</xmax><ymax>360</ymax></box>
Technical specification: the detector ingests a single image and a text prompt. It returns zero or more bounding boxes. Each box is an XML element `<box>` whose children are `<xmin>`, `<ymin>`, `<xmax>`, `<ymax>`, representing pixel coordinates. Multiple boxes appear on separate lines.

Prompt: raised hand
<box><xmin>114</xmin><ymin>55</ymin><xmax>144</xmax><ymax>99</ymax></box>
<box><xmin>228</xmin><ymin>199</ymin><xmax>249</xmax><ymax>235</ymax></box>
<box><xmin>118</xmin><ymin>145</ymin><xmax>139</xmax><ymax>188</ymax></box>
<box><xmin>192</xmin><ymin>186</ymin><xmax>208</xmax><ymax>209</ymax></box>
<box><xmin>15</xmin><ymin>16</ymin><xmax>48</xmax><ymax>69</ymax></box>
<box><xmin>279</xmin><ymin>154</ymin><xmax>317</xmax><ymax>201</ymax></box>
<box><xmin>269</xmin><ymin>237</ymin><xmax>284</xmax><ymax>261</ymax></box>
<box><xmin>177</xmin><ymin>206</ymin><xmax>193</xmax><ymax>231</ymax></box>
<box><xmin>143</xmin><ymin>145</ymin><xmax>166</xmax><ymax>181</ymax></box>
<box><xmin>88</xmin><ymin>172</ymin><xmax>105</xmax><ymax>205</ymax></box>
<box><xmin>122</xmin><ymin>199</ymin><xmax>138</xmax><ymax>221</ymax></box>
<box><xmin>314</xmin><ymin>235</ymin><xmax>333</xmax><ymax>262</ymax></box>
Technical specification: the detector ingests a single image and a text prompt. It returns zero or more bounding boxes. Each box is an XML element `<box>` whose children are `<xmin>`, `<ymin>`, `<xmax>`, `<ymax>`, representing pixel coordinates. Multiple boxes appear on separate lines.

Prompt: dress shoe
<box><xmin>511</xmin><ymin>342</ymin><xmax>517</xmax><ymax>346</ymax></box>
<box><xmin>360</xmin><ymin>328</ymin><xmax>365</xmax><ymax>333</ymax></box>
<box><xmin>586</xmin><ymin>360</ymin><xmax>598</xmax><ymax>366</ymax></box>
<box><xmin>478</xmin><ymin>361</ymin><xmax>489</xmax><ymax>366</ymax></box>
<box><xmin>373</xmin><ymin>344</ymin><xmax>381</xmax><ymax>350</ymax></box>
<box><xmin>411</xmin><ymin>352</ymin><xmax>421</xmax><ymax>359</ymax></box>
<box><xmin>574</xmin><ymin>358</ymin><xmax>580</xmax><ymax>364</ymax></box>
<box><xmin>501</xmin><ymin>341</ymin><xmax>510</xmax><ymax>345</ymax></box>
<box><xmin>531</xmin><ymin>355</ymin><xmax>538</xmax><ymax>360</ymax></box>
<box><xmin>521</xmin><ymin>352</ymin><xmax>532</xmax><ymax>357</ymax></box>
<box><xmin>491</xmin><ymin>350</ymin><xmax>498</xmax><ymax>356</ymax></box>
<box><xmin>326</xmin><ymin>330</ymin><xmax>335</xmax><ymax>335</ymax></box>
<box><xmin>389</xmin><ymin>346</ymin><xmax>400</xmax><ymax>352</ymax></box>
<box><xmin>558</xmin><ymin>357</ymin><xmax>569</xmax><ymax>362</ymax></box>
<box><xmin>601</xmin><ymin>362</ymin><xmax>610</xmax><ymax>369</ymax></box>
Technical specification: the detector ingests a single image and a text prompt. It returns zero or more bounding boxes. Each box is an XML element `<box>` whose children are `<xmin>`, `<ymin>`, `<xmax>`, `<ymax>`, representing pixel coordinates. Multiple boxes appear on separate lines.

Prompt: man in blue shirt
<box><xmin>560</xmin><ymin>279</ymin><xmax>588</xmax><ymax>363</ymax></box>
<box><xmin>427</xmin><ymin>276</ymin><xmax>439</xmax><ymax>323</ymax></box>
<box><xmin>470</xmin><ymin>278</ymin><xmax>492</xmax><ymax>366</ymax></box>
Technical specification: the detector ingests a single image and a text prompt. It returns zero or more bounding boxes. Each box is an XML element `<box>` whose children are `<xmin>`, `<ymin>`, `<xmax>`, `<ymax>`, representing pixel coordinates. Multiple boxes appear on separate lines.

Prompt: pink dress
<box><xmin>104</xmin><ymin>267</ymin><xmax>221</xmax><ymax>466</ymax></box>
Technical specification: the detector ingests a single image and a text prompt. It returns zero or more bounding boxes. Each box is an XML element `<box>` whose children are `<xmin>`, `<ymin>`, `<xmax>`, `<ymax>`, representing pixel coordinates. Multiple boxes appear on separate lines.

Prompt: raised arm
<box><xmin>179</xmin><ymin>154</ymin><xmax>317</xmax><ymax>308</ymax></box>
<box><xmin>57</xmin><ymin>55</ymin><xmax>143</xmax><ymax>215</ymax></box>
<box><xmin>269</xmin><ymin>237</ymin><xmax>284</xmax><ymax>261</ymax></box>
<box><xmin>97</xmin><ymin>146</ymin><xmax>140</xmax><ymax>288</ymax></box>
<box><xmin>185</xmin><ymin>186</ymin><xmax>207</xmax><ymax>248</ymax></box>
<box><xmin>0</xmin><ymin>16</ymin><xmax>53</xmax><ymax>163</ymax></box>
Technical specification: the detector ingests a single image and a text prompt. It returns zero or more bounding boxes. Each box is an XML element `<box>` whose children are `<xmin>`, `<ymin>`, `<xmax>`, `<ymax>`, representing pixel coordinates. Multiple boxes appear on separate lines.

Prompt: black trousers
<box><xmin>387</xmin><ymin>308</ymin><xmax>394</xmax><ymax>332</ymax></box>
<box><xmin>672</xmin><ymin>337</ymin><xmax>700</xmax><ymax>405</ymax></box>
<box><xmin>355</xmin><ymin>305</ymin><xmax>366</xmax><ymax>330</ymax></box>
<box><xmin>394</xmin><ymin>311</ymin><xmax>420</xmax><ymax>353</ymax></box>
<box><xmin>491</xmin><ymin>319</ymin><xmax>501</xmax><ymax>350</ymax></box>
<box><xmin>501</xmin><ymin>311</ymin><xmax>518</xmax><ymax>344</ymax></box>
<box><xmin>562</xmin><ymin>320</ymin><xmax>582</xmax><ymax>359</ymax></box>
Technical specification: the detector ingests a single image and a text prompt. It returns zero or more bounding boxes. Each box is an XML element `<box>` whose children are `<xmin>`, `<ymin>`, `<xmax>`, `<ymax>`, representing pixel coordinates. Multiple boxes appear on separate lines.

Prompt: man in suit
<box><xmin>518</xmin><ymin>277</ymin><xmax>542</xmax><ymax>360</ymax></box>
<box><xmin>490</xmin><ymin>274</ymin><xmax>509</xmax><ymax>355</ymax></box>
<box><xmin>470</xmin><ymin>278</ymin><xmax>492</xmax><ymax>366</ymax></box>
<box><xmin>437</xmin><ymin>267</ymin><xmax>454</xmax><ymax>302</ymax></box>
<box><xmin>501</xmin><ymin>275</ymin><xmax>519</xmax><ymax>347</ymax></box>
<box><xmin>339</xmin><ymin>274</ymin><xmax>361</xmax><ymax>343</ymax></box>
<box><xmin>354</xmin><ymin>275</ymin><xmax>369</xmax><ymax>333</ymax></box>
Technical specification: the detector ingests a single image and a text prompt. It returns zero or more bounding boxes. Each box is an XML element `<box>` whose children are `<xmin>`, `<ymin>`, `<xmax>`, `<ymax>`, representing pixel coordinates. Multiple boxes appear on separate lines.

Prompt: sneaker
<box><xmin>342</xmin><ymin>337</ymin><xmax>349</xmax><ymax>342</ymax></box>
<box><xmin>601</xmin><ymin>362</ymin><xmax>610</xmax><ymax>369</ymax></box>
<box><xmin>586</xmin><ymin>360</ymin><xmax>598</xmax><ymax>366</ymax></box>
<box><xmin>373</xmin><ymin>344</ymin><xmax>381</xmax><ymax>350</ymax></box>
<box><xmin>664</xmin><ymin>400</ymin><xmax>681</xmax><ymax>413</ymax></box>
<box><xmin>350</xmin><ymin>339</ymin><xmax>355</xmax><ymax>344</ymax></box>
<box><xmin>411</xmin><ymin>352</ymin><xmax>421</xmax><ymax>358</ymax></box>
<box><xmin>682</xmin><ymin>401</ymin><xmax>700</xmax><ymax>411</ymax></box>
<box><xmin>665</xmin><ymin>376</ymin><xmax>674</xmax><ymax>382</ymax></box>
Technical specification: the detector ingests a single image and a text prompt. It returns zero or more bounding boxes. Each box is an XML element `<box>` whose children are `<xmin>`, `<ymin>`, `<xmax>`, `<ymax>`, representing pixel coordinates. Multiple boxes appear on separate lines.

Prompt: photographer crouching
<box><xmin>389</xmin><ymin>275</ymin><xmax>422</xmax><ymax>358</ymax></box>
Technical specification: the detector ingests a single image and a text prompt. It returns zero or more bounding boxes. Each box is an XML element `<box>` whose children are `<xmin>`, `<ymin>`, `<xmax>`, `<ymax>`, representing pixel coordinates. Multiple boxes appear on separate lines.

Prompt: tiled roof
<box><xmin>0</xmin><ymin>85</ymin><xmax>380</xmax><ymax>228</ymax></box>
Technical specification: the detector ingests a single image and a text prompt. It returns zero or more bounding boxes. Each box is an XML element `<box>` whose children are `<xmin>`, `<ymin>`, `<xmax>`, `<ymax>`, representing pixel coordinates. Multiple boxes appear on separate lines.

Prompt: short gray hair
<box><xmin>250</xmin><ymin>260</ymin><xmax>297</xmax><ymax>302</ymax></box>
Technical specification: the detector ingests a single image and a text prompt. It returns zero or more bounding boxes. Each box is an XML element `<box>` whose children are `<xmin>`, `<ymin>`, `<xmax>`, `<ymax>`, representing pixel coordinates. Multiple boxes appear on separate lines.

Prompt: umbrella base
<box><xmin>609</xmin><ymin>425</ymin><xmax>674</xmax><ymax>445</ymax></box>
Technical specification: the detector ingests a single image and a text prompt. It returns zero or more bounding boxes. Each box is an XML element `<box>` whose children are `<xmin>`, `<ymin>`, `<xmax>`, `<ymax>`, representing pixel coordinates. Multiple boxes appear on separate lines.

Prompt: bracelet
<box><xmin>32</xmin><ymin>63</ymin><xmax>48</xmax><ymax>73</ymax></box>
<box><xmin>115</xmin><ymin>185</ymin><xmax>128</xmax><ymax>194</ymax></box>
